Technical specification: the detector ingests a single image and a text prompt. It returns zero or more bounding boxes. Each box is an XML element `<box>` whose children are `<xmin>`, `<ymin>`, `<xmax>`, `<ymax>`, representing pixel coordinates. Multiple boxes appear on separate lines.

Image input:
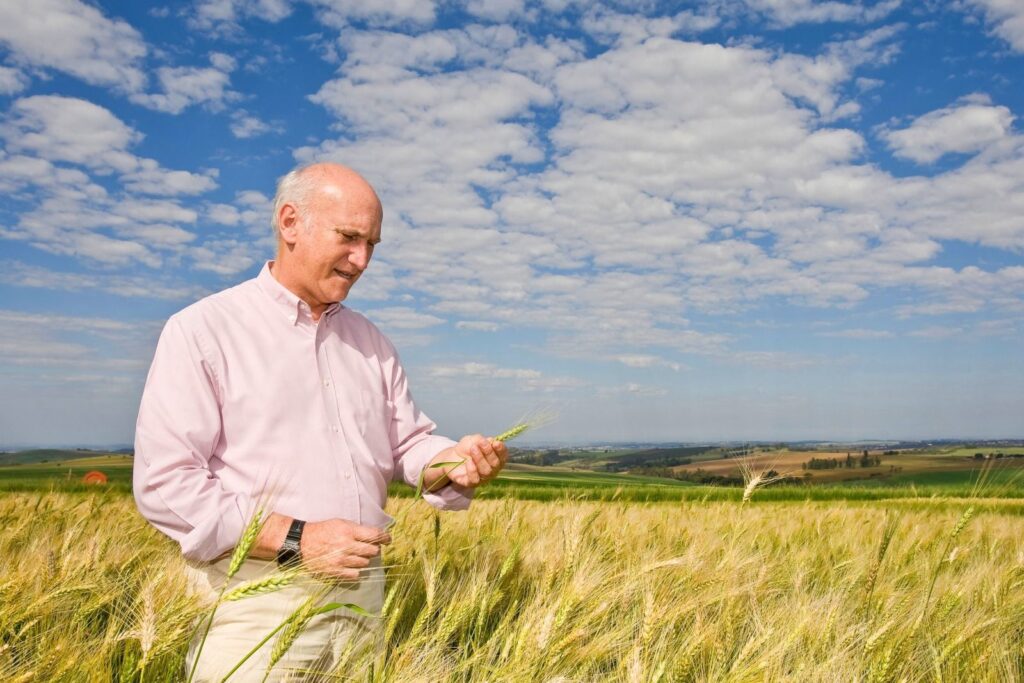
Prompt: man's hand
<box><xmin>422</xmin><ymin>434</ymin><xmax>509</xmax><ymax>492</ymax></box>
<box><xmin>299</xmin><ymin>518</ymin><xmax>391</xmax><ymax>581</ymax></box>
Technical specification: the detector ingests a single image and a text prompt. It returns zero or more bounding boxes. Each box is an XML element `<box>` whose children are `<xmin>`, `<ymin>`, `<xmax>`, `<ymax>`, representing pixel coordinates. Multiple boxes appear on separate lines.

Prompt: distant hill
<box><xmin>0</xmin><ymin>449</ymin><xmax>130</xmax><ymax>466</ymax></box>
<box><xmin>603</xmin><ymin>446</ymin><xmax>716</xmax><ymax>470</ymax></box>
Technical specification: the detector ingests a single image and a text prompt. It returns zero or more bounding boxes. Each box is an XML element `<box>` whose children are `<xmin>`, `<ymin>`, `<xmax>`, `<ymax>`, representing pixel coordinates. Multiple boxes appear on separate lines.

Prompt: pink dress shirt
<box><xmin>133</xmin><ymin>262</ymin><xmax>469</xmax><ymax>561</ymax></box>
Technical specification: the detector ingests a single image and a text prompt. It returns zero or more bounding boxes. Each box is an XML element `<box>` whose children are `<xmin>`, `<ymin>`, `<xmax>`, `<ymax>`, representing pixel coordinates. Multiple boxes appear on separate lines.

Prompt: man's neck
<box><xmin>269</xmin><ymin>260</ymin><xmax>328</xmax><ymax>321</ymax></box>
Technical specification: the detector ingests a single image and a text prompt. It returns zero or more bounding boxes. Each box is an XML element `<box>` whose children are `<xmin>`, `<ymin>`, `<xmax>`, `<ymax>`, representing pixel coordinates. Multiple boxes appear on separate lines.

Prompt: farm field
<box><xmin>3</xmin><ymin>490</ymin><xmax>1024</xmax><ymax>681</ymax></box>
<box><xmin>671</xmin><ymin>448</ymin><xmax>1024</xmax><ymax>486</ymax></box>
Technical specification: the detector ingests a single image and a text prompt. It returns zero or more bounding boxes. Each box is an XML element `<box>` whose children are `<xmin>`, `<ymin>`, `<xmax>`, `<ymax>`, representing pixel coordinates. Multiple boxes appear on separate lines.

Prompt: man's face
<box><xmin>287</xmin><ymin>183</ymin><xmax>382</xmax><ymax>308</ymax></box>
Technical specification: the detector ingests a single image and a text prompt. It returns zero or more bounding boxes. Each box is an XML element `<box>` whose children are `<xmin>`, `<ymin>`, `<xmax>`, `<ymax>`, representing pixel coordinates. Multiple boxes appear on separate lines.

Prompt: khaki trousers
<box><xmin>183</xmin><ymin>556</ymin><xmax>384</xmax><ymax>682</ymax></box>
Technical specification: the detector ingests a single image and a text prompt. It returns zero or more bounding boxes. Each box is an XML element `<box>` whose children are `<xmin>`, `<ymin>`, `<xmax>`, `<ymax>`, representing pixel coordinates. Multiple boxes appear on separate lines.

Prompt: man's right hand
<box><xmin>299</xmin><ymin>518</ymin><xmax>391</xmax><ymax>581</ymax></box>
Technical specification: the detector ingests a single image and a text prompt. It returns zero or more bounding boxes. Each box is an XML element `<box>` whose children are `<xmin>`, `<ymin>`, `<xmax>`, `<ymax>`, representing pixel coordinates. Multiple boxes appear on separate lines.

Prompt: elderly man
<box><xmin>133</xmin><ymin>162</ymin><xmax>507</xmax><ymax>680</ymax></box>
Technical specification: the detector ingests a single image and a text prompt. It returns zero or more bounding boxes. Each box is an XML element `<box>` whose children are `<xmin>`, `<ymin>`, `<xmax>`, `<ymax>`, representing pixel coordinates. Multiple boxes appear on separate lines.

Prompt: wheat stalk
<box><xmin>222</xmin><ymin>571</ymin><xmax>299</xmax><ymax>602</ymax></box>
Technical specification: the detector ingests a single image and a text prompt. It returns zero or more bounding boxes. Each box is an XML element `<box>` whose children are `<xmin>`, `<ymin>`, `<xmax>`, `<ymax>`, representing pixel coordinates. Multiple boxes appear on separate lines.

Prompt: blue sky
<box><xmin>1</xmin><ymin>0</ymin><xmax>1022</xmax><ymax>447</ymax></box>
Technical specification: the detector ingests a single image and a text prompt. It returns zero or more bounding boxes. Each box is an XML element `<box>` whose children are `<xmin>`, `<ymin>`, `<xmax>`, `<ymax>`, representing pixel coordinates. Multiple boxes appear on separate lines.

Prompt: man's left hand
<box><xmin>424</xmin><ymin>434</ymin><xmax>509</xmax><ymax>491</ymax></box>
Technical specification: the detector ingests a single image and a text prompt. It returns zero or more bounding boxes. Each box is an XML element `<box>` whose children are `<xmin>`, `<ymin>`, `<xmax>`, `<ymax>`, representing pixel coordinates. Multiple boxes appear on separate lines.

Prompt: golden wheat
<box><xmin>3</xmin><ymin>492</ymin><xmax>1024</xmax><ymax>681</ymax></box>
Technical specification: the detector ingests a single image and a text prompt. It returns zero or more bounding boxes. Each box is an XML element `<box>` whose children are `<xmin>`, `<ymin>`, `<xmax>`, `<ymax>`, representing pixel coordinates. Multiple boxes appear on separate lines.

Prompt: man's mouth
<box><xmin>334</xmin><ymin>269</ymin><xmax>356</xmax><ymax>281</ymax></box>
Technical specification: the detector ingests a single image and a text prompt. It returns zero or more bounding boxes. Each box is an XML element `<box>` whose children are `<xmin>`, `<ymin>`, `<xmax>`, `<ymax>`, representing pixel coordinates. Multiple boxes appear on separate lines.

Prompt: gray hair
<box><xmin>270</xmin><ymin>164</ymin><xmax>320</xmax><ymax>237</ymax></box>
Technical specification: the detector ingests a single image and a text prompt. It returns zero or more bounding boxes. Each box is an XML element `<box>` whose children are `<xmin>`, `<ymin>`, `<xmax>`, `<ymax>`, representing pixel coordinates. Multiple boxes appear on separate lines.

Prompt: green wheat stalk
<box><xmin>186</xmin><ymin>506</ymin><xmax>267</xmax><ymax>683</ymax></box>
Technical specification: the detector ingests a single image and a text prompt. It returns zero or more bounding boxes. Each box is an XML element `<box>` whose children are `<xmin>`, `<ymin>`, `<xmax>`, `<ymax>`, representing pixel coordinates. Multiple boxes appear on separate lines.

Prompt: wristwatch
<box><xmin>276</xmin><ymin>518</ymin><xmax>305</xmax><ymax>567</ymax></box>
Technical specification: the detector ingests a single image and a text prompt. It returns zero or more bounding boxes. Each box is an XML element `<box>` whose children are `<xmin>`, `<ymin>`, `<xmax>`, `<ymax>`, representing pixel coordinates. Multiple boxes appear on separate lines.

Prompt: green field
<box><xmin>0</xmin><ymin>455</ymin><xmax>133</xmax><ymax>491</ymax></box>
<box><xmin>926</xmin><ymin>446</ymin><xmax>1024</xmax><ymax>457</ymax></box>
<box><xmin>6</xmin><ymin>455</ymin><xmax>1024</xmax><ymax>509</ymax></box>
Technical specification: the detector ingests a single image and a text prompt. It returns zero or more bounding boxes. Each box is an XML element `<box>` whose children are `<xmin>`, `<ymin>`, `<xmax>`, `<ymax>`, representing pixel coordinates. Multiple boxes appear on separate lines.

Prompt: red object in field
<box><xmin>82</xmin><ymin>470</ymin><xmax>108</xmax><ymax>485</ymax></box>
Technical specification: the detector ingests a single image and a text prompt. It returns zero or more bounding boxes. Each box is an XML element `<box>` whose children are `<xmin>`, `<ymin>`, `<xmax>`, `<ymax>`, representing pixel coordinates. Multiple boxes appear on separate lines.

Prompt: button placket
<box><xmin>315</xmin><ymin>320</ymin><xmax>360</xmax><ymax>521</ymax></box>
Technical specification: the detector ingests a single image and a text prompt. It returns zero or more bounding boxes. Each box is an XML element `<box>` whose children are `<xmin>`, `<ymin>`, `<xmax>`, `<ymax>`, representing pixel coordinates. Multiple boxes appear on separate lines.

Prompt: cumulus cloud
<box><xmin>0</xmin><ymin>260</ymin><xmax>208</xmax><ymax>301</ymax></box>
<box><xmin>229</xmin><ymin>111</ymin><xmax>276</xmax><ymax>138</ymax></box>
<box><xmin>190</xmin><ymin>0</ymin><xmax>293</xmax><ymax>33</ymax></box>
<box><xmin>880</xmin><ymin>95</ymin><xmax>1015</xmax><ymax>163</ymax></box>
<box><xmin>965</xmin><ymin>0</ymin><xmax>1024</xmax><ymax>52</ymax></box>
<box><xmin>0</xmin><ymin>0</ymin><xmax>147</xmax><ymax>92</ymax></box>
<box><xmin>464</xmin><ymin>0</ymin><xmax>527</xmax><ymax>22</ymax></box>
<box><xmin>430</xmin><ymin>361</ymin><xmax>541</xmax><ymax>380</ymax></box>
<box><xmin>1</xmin><ymin>96</ymin><xmax>218</xmax><ymax>195</ymax></box>
<box><xmin>314</xmin><ymin>22</ymin><xmax>1024</xmax><ymax>371</ymax></box>
<box><xmin>305</xmin><ymin>0</ymin><xmax>437</xmax><ymax>28</ymax></box>
<box><xmin>455</xmin><ymin>320</ymin><xmax>502</xmax><ymax>332</ymax></box>
<box><xmin>818</xmin><ymin>328</ymin><xmax>894</xmax><ymax>339</ymax></box>
<box><xmin>736</xmin><ymin>0</ymin><xmax>901</xmax><ymax>27</ymax></box>
<box><xmin>367</xmin><ymin>307</ymin><xmax>446</xmax><ymax>329</ymax></box>
<box><xmin>130</xmin><ymin>53</ymin><xmax>238</xmax><ymax>114</ymax></box>
<box><xmin>0</xmin><ymin>95</ymin><xmax>251</xmax><ymax>273</ymax></box>
<box><xmin>581</xmin><ymin>7</ymin><xmax>720</xmax><ymax>46</ymax></box>
<box><xmin>1</xmin><ymin>95</ymin><xmax>142</xmax><ymax>172</ymax></box>
<box><xmin>0</xmin><ymin>66</ymin><xmax>28</xmax><ymax>95</ymax></box>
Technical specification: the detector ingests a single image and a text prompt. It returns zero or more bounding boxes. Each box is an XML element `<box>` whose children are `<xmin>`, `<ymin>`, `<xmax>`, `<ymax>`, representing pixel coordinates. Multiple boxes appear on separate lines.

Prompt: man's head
<box><xmin>271</xmin><ymin>162</ymin><xmax>383</xmax><ymax>314</ymax></box>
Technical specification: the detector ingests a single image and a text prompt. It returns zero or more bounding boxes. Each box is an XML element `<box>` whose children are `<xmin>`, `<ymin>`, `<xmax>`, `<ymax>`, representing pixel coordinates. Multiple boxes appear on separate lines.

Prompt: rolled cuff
<box><xmin>399</xmin><ymin>434</ymin><xmax>474</xmax><ymax>511</ymax></box>
<box><xmin>177</xmin><ymin>495</ymin><xmax>248</xmax><ymax>562</ymax></box>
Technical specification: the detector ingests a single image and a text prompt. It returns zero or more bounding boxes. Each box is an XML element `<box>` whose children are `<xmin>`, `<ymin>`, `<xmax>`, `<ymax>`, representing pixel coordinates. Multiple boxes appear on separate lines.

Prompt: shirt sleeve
<box><xmin>383</xmin><ymin>337</ymin><xmax>473</xmax><ymax>511</ymax></box>
<box><xmin>133</xmin><ymin>315</ymin><xmax>250</xmax><ymax>561</ymax></box>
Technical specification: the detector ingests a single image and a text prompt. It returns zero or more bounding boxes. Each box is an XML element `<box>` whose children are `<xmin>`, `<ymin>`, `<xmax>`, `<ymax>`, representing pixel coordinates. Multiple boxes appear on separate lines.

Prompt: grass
<box><xmin>5</xmin><ymin>491</ymin><xmax>1024</xmax><ymax>680</ymax></box>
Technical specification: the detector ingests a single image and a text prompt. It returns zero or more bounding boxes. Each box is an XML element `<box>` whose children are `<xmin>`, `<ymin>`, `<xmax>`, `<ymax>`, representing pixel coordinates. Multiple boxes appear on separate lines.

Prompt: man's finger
<box><xmin>346</xmin><ymin>540</ymin><xmax>383</xmax><ymax>558</ymax></box>
<box><xmin>352</xmin><ymin>525</ymin><xmax>391</xmax><ymax>545</ymax></box>
<box><xmin>341</xmin><ymin>554</ymin><xmax>371</xmax><ymax>569</ymax></box>
<box><xmin>479</xmin><ymin>440</ymin><xmax>501</xmax><ymax>469</ymax></box>
<box><xmin>471</xmin><ymin>446</ymin><xmax>494</xmax><ymax>478</ymax></box>
<box><xmin>333</xmin><ymin>568</ymin><xmax>361</xmax><ymax>582</ymax></box>
<box><xmin>458</xmin><ymin>453</ymin><xmax>480</xmax><ymax>485</ymax></box>
<box><xmin>496</xmin><ymin>443</ymin><xmax>508</xmax><ymax>466</ymax></box>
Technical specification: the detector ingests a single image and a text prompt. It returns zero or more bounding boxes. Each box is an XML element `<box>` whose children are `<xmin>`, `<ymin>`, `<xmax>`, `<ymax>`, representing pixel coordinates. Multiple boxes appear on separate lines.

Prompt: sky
<box><xmin>0</xmin><ymin>0</ymin><xmax>1022</xmax><ymax>447</ymax></box>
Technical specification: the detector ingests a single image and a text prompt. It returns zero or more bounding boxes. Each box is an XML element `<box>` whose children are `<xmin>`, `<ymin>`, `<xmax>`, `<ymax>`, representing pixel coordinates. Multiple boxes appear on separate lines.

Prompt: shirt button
<box><xmin>323</xmin><ymin>379</ymin><xmax>330</xmax><ymax>387</ymax></box>
<box><xmin>332</xmin><ymin>426</ymin><xmax>339</xmax><ymax>433</ymax></box>
<box><xmin>343</xmin><ymin>471</ymin><xmax>352</xmax><ymax>479</ymax></box>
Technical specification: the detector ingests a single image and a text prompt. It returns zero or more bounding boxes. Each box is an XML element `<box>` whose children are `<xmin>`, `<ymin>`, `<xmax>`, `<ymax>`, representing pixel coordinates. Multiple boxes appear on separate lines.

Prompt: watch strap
<box><xmin>276</xmin><ymin>518</ymin><xmax>305</xmax><ymax>567</ymax></box>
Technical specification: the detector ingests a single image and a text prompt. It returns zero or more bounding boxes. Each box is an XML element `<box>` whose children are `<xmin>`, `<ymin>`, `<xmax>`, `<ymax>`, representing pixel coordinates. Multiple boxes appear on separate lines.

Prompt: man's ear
<box><xmin>277</xmin><ymin>204</ymin><xmax>300</xmax><ymax>246</ymax></box>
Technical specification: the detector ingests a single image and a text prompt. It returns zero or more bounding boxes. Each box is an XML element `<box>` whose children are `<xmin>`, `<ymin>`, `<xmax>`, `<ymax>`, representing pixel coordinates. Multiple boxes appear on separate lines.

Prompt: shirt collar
<box><xmin>255</xmin><ymin>261</ymin><xmax>341</xmax><ymax>326</ymax></box>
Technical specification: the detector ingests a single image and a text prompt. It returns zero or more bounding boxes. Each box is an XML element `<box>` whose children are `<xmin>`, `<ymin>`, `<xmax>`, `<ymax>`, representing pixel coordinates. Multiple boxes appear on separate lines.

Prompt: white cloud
<box><xmin>367</xmin><ymin>307</ymin><xmax>445</xmax><ymax>329</ymax></box>
<box><xmin>430</xmin><ymin>361</ymin><xmax>541</xmax><ymax>380</ymax></box>
<box><xmin>0</xmin><ymin>95</ymin><xmax>244</xmax><ymax>272</ymax></box>
<box><xmin>1</xmin><ymin>95</ymin><xmax>141</xmax><ymax>172</ymax></box>
<box><xmin>0</xmin><ymin>261</ymin><xmax>208</xmax><ymax>300</ymax></box>
<box><xmin>190</xmin><ymin>0</ymin><xmax>293</xmax><ymax>33</ymax></box>
<box><xmin>130</xmin><ymin>53</ymin><xmax>238</xmax><ymax>114</ymax></box>
<box><xmin>306</xmin><ymin>0</ymin><xmax>437</xmax><ymax>28</ymax></box>
<box><xmin>597</xmin><ymin>382</ymin><xmax>669</xmax><ymax>398</ymax></box>
<box><xmin>464</xmin><ymin>0</ymin><xmax>527</xmax><ymax>22</ymax></box>
<box><xmin>190</xmin><ymin>239</ymin><xmax>259</xmax><ymax>275</ymax></box>
<box><xmin>614</xmin><ymin>354</ymin><xmax>684</xmax><ymax>371</ymax></box>
<box><xmin>0</xmin><ymin>66</ymin><xmax>28</xmax><ymax>95</ymax></box>
<box><xmin>581</xmin><ymin>7</ymin><xmax>720</xmax><ymax>46</ymax></box>
<box><xmin>737</xmin><ymin>0</ymin><xmax>901</xmax><ymax>27</ymax></box>
<box><xmin>122</xmin><ymin>162</ymin><xmax>219</xmax><ymax>197</ymax></box>
<box><xmin>818</xmin><ymin>328</ymin><xmax>894</xmax><ymax>339</ymax></box>
<box><xmin>965</xmin><ymin>0</ymin><xmax>1024</xmax><ymax>52</ymax></box>
<box><xmin>908</xmin><ymin>325</ymin><xmax>964</xmax><ymax>339</ymax></box>
<box><xmin>0</xmin><ymin>0</ymin><xmax>147</xmax><ymax>92</ymax></box>
<box><xmin>229</xmin><ymin>111</ymin><xmax>276</xmax><ymax>138</ymax></box>
<box><xmin>0</xmin><ymin>96</ymin><xmax>218</xmax><ymax>192</ymax></box>
<box><xmin>881</xmin><ymin>95</ymin><xmax>1015</xmax><ymax>163</ymax></box>
<box><xmin>455</xmin><ymin>320</ymin><xmax>501</xmax><ymax>332</ymax></box>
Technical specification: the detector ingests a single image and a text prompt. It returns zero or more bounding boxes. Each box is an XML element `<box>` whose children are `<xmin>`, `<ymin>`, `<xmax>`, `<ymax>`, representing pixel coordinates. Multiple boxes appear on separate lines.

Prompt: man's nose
<box><xmin>349</xmin><ymin>243</ymin><xmax>372</xmax><ymax>270</ymax></box>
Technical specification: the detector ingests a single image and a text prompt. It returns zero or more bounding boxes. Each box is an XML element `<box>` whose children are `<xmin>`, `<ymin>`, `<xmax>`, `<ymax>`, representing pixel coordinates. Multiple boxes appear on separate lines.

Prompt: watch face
<box><xmin>277</xmin><ymin>539</ymin><xmax>301</xmax><ymax>566</ymax></box>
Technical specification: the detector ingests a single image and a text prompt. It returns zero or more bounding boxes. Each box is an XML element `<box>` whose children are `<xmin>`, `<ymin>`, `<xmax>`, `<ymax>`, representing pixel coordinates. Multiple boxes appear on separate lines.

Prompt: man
<box><xmin>133</xmin><ymin>162</ymin><xmax>508</xmax><ymax>680</ymax></box>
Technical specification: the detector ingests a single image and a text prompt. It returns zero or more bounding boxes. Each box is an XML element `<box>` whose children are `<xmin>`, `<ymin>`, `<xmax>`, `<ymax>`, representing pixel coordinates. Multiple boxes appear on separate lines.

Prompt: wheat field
<box><xmin>2</xmin><ymin>491</ymin><xmax>1024</xmax><ymax>681</ymax></box>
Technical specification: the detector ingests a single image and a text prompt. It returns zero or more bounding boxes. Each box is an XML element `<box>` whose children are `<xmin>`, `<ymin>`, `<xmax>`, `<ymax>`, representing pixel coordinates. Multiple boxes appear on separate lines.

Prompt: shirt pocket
<box><xmin>356</xmin><ymin>388</ymin><xmax>396</xmax><ymax>475</ymax></box>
